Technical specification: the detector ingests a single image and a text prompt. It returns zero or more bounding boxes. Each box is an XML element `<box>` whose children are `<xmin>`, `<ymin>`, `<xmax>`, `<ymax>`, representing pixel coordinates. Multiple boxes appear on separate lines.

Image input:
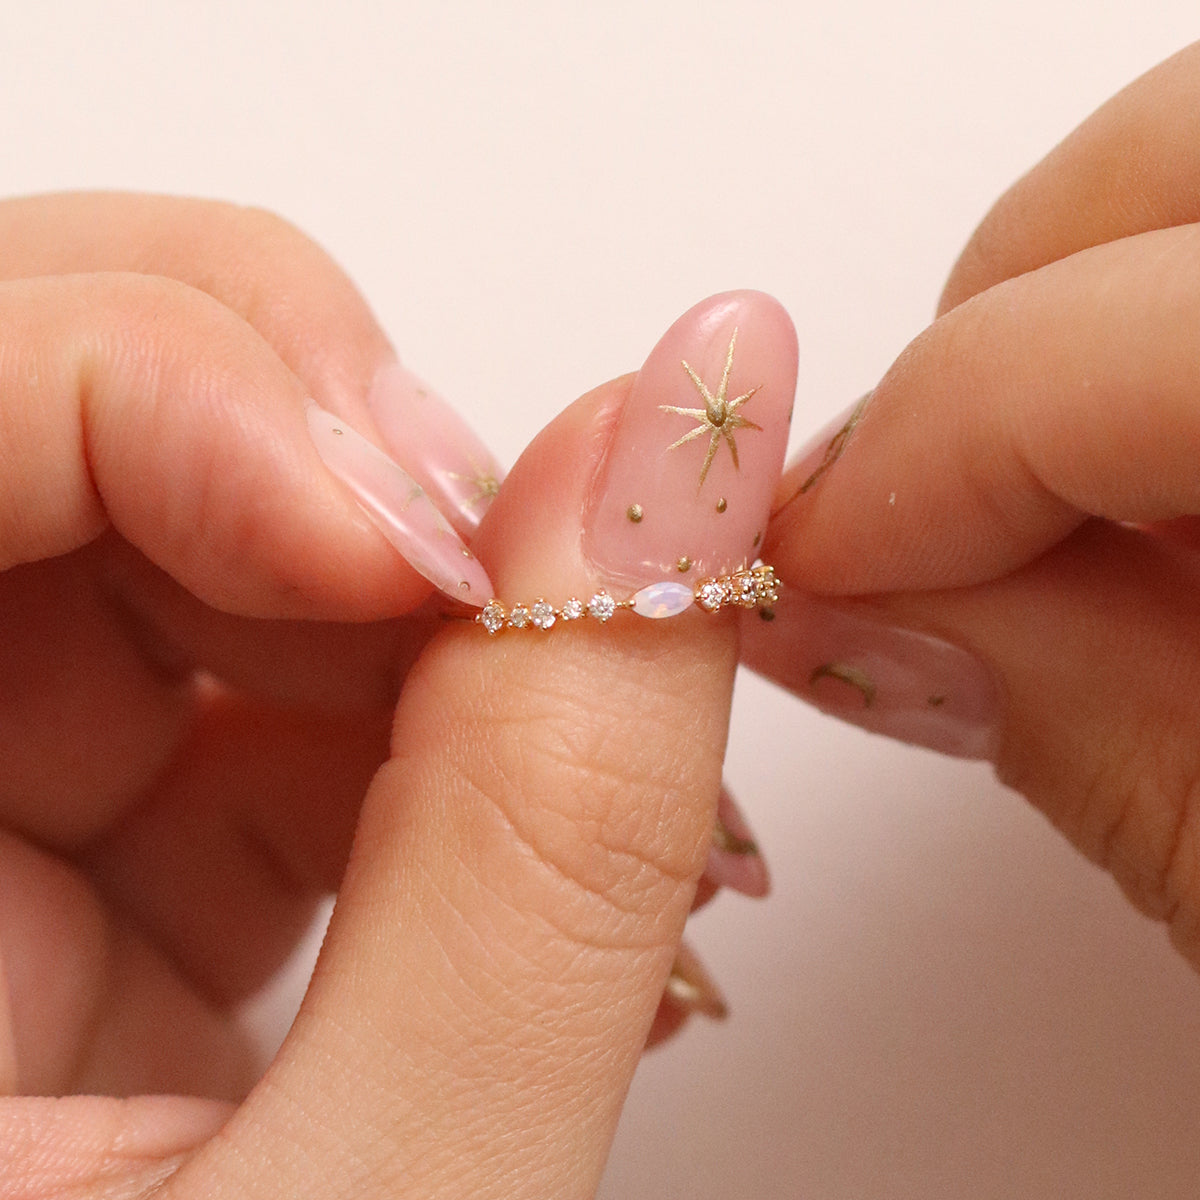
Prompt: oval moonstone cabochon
<box><xmin>631</xmin><ymin>581</ymin><xmax>695</xmax><ymax>619</ymax></box>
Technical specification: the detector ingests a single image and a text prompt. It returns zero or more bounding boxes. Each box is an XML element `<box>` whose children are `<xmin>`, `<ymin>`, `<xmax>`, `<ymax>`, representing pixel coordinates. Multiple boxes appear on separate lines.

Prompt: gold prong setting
<box><xmin>476</xmin><ymin>565</ymin><xmax>778</xmax><ymax>635</ymax></box>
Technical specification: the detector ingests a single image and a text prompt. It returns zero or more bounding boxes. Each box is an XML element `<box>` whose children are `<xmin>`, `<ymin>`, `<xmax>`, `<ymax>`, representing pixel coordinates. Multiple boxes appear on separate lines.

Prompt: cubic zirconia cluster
<box><xmin>476</xmin><ymin>565</ymin><xmax>778</xmax><ymax>635</ymax></box>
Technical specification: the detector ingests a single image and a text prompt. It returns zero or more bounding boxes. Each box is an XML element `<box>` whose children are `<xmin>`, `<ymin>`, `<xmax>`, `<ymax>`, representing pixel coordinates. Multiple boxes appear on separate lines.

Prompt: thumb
<box><xmin>168</xmin><ymin>291</ymin><xmax>796</xmax><ymax>1199</ymax></box>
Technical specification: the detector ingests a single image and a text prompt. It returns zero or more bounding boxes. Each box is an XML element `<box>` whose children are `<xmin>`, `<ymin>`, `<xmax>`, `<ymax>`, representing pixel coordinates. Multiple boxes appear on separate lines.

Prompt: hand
<box><xmin>0</xmin><ymin>200</ymin><xmax>794</xmax><ymax>1200</ymax></box>
<box><xmin>744</xmin><ymin>42</ymin><xmax>1200</xmax><ymax>968</ymax></box>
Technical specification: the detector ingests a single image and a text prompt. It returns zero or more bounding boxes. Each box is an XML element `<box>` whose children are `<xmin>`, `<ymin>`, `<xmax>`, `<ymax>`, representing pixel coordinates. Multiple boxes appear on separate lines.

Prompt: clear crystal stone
<box><xmin>531</xmin><ymin>600</ymin><xmax>556</xmax><ymax>629</ymax></box>
<box><xmin>587</xmin><ymin>591</ymin><xmax>616</xmax><ymax>622</ymax></box>
<box><xmin>631</xmin><ymin>581</ymin><xmax>695</xmax><ymax>619</ymax></box>
<box><xmin>480</xmin><ymin>601</ymin><xmax>506</xmax><ymax>634</ymax></box>
<box><xmin>509</xmin><ymin>604</ymin><xmax>531</xmax><ymax>629</ymax></box>
<box><xmin>753</xmin><ymin>566</ymin><xmax>779</xmax><ymax>604</ymax></box>
<box><xmin>695</xmin><ymin>578</ymin><xmax>728</xmax><ymax>612</ymax></box>
<box><xmin>733</xmin><ymin>572</ymin><xmax>758</xmax><ymax>607</ymax></box>
<box><xmin>560</xmin><ymin>597</ymin><xmax>584</xmax><ymax>621</ymax></box>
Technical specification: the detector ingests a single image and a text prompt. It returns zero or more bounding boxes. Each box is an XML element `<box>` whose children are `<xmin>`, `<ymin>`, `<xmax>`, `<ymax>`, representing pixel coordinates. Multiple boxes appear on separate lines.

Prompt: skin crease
<box><xmin>7</xmin><ymin>36</ymin><xmax>1200</xmax><ymax>1190</ymax></box>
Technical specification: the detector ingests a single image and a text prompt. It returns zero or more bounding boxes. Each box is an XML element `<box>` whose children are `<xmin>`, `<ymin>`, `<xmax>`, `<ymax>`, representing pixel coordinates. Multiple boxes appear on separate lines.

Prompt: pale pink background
<box><xmin>4</xmin><ymin>4</ymin><xmax>1200</xmax><ymax>1196</ymax></box>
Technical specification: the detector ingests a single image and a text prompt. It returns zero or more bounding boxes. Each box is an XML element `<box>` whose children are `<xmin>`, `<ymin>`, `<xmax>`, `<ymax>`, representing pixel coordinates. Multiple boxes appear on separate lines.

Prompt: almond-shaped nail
<box><xmin>705</xmin><ymin>783</ymin><xmax>770</xmax><ymax>898</ymax></box>
<box><xmin>773</xmin><ymin>392</ymin><xmax>871</xmax><ymax>515</ymax></box>
<box><xmin>741</xmin><ymin>590</ymin><xmax>1000</xmax><ymax>760</ymax></box>
<box><xmin>664</xmin><ymin>942</ymin><xmax>729</xmax><ymax>1021</ymax></box>
<box><xmin>584</xmin><ymin>291</ymin><xmax>797</xmax><ymax>586</ymax></box>
<box><xmin>367</xmin><ymin>362</ymin><xmax>505</xmax><ymax>537</ymax></box>
<box><xmin>306</xmin><ymin>403</ymin><xmax>494</xmax><ymax>605</ymax></box>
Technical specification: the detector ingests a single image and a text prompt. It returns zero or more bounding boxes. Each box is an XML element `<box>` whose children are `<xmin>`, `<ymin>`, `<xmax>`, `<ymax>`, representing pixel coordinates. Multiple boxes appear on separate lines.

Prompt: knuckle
<box><xmin>1049</xmin><ymin>721</ymin><xmax>1200</xmax><ymax>967</ymax></box>
<box><xmin>223</xmin><ymin>202</ymin><xmax>321</xmax><ymax>264</ymax></box>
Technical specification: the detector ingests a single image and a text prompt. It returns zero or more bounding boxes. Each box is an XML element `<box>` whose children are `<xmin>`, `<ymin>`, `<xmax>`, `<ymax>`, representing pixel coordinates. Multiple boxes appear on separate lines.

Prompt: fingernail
<box><xmin>306</xmin><ymin>403</ymin><xmax>494</xmax><ymax>605</ymax></box>
<box><xmin>773</xmin><ymin>392</ymin><xmax>871</xmax><ymax>514</ymax></box>
<box><xmin>705</xmin><ymin>783</ymin><xmax>770</xmax><ymax>898</ymax></box>
<box><xmin>584</xmin><ymin>291</ymin><xmax>797</xmax><ymax>586</ymax></box>
<box><xmin>741</xmin><ymin>591</ymin><xmax>1000</xmax><ymax>760</ymax></box>
<box><xmin>664</xmin><ymin>942</ymin><xmax>729</xmax><ymax>1021</ymax></box>
<box><xmin>366</xmin><ymin>362</ymin><xmax>505</xmax><ymax>537</ymax></box>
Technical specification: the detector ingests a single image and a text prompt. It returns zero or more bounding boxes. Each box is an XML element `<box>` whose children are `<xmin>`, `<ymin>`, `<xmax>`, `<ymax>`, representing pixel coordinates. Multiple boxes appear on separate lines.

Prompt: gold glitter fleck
<box><xmin>627</xmin><ymin>503</ymin><xmax>644</xmax><ymax>523</ymax></box>
<box><xmin>676</xmin><ymin>556</ymin><xmax>692</xmax><ymax>572</ymax></box>
<box><xmin>716</xmin><ymin>497</ymin><xmax>727</xmax><ymax>513</ymax></box>
<box><xmin>448</xmin><ymin>459</ymin><xmax>501</xmax><ymax>511</ymax></box>
<box><xmin>809</xmin><ymin>663</ymin><xmax>876</xmax><ymax>707</ymax></box>
<box><xmin>799</xmin><ymin>392</ymin><xmax>870</xmax><ymax>494</ymax></box>
<box><xmin>713</xmin><ymin>820</ymin><xmax>758</xmax><ymax>856</ymax></box>
<box><xmin>752</xmin><ymin>531</ymin><xmax>762</xmax><ymax>548</ymax></box>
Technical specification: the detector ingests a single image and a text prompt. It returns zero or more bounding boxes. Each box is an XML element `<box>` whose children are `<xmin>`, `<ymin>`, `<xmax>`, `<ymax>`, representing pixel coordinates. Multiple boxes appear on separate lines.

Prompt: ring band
<box><xmin>475</xmin><ymin>564</ymin><xmax>778</xmax><ymax>635</ymax></box>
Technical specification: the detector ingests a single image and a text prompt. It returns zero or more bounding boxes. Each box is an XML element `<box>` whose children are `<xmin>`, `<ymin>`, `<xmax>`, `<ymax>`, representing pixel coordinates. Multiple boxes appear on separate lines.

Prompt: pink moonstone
<box><xmin>631</xmin><ymin>581</ymin><xmax>695</xmax><ymax>619</ymax></box>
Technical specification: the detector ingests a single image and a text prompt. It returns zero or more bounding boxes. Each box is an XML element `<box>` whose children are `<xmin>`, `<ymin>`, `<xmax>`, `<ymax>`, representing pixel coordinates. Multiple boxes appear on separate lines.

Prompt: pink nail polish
<box><xmin>773</xmin><ymin>392</ymin><xmax>871</xmax><ymax>514</ymax></box>
<box><xmin>664</xmin><ymin>942</ymin><xmax>729</xmax><ymax>1021</ymax></box>
<box><xmin>306</xmin><ymin>403</ymin><xmax>494</xmax><ymax>605</ymax></box>
<box><xmin>367</xmin><ymin>362</ymin><xmax>505</xmax><ymax>537</ymax></box>
<box><xmin>584</xmin><ymin>291</ymin><xmax>797</xmax><ymax>586</ymax></box>
<box><xmin>704</xmin><ymin>784</ymin><xmax>770</xmax><ymax>898</ymax></box>
<box><xmin>741</xmin><ymin>590</ymin><xmax>1000</xmax><ymax>760</ymax></box>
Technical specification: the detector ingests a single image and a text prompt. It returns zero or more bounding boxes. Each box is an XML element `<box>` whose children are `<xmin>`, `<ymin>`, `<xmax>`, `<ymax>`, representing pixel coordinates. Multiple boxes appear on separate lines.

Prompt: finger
<box><xmin>2</xmin><ymin>687</ymin><xmax>390</xmax><ymax>1092</ymax></box>
<box><xmin>163</xmin><ymin>292</ymin><xmax>796</xmax><ymax>1199</ymax></box>
<box><xmin>769</xmin><ymin>223</ymin><xmax>1200</xmax><ymax>597</ymax></box>
<box><xmin>0</xmin><ymin>272</ymin><xmax>485</xmax><ymax>616</ymax></box>
<box><xmin>0</xmin><ymin>1096</ymin><xmax>232</xmax><ymax>1199</ymax></box>
<box><xmin>89</xmin><ymin>533</ymin><xmax>427</xmax><ymax>714</ymax></box>
<box><xmin>941</xmin><ymin>41</ymin><xmax>1200</xmax><ymax>310</ymax></box>
<box><xmin>78</xmin><ymin>688</ymin><xmax>391</xmax><ymax>1005</ymax></box>
<box><xmin>0</xmin><ymin>192</ymin><xmax>505</xmax><ymax>537</ymax></box>
<box><xmin>0</xmin><ymin>829</ymin><xmax>255</xmax><ymax>1100</ymax></box>
<box><xmin>0</xmin><ymin>271</ymin><xmax>477</xmax><ymax>841</ymax></box>
<box><xmin>0</xmin><ymin>192</ymin><xmax>391</xmax><ymax>418</ymax></box>
<box><xmin>759</xmin><ymin>520</ymin><xmax>1200</xmax><ymax>969</ymax></box>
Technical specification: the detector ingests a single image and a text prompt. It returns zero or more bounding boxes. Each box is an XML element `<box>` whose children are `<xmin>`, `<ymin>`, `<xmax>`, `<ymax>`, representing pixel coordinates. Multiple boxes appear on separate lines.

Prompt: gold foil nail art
<box><xmin>659</xmin><ymin>328</ymin><xmax>764</xmax><ymax>488</ymax></box>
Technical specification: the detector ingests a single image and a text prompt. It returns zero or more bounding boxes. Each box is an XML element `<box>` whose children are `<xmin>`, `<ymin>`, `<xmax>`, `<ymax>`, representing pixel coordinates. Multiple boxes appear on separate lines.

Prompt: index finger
<box><xmin>770</xmin><ymin>223</ymin><xmax>1200</xmax><ymax>594</ymax></box>
<box><xmin>0</xmin><ymin>192</ymin><xmax>392</xmax><ymax>417</ymax></box>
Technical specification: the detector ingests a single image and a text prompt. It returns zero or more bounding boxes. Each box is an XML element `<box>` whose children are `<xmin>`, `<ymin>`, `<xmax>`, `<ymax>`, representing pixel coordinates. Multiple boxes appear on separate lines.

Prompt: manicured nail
<box><xmin>775</xmin><ymin>392</ymin><xmax>871</xmax><ymax>511</ymax></box>
<box><xmin>741</xmin><ymin>591</ymin><xmax>1000</xmax><ymax>760</ymax></box>
<box><xmin>306</xmin><ymin>403</ymin><xmax>494</xmax><ymax>605</ymax></box>
<box><xmin>584</xmin><ymin>291</ymin><xmax>797</xmax><ymax>586</ymax></box>
<box><xmin>664</xmin><ymin>942</ymin><xmax>729</xmax><ymax>1021</ymax></box>
<box><xmin>367</xmin><ymin>362</ymin><xmax>505</xmax><ymax>537</ymax></box>
<box><xmin>705</xmin><ymin>783</ymin><xmax>769</xmax><ymax>898</ymax></box>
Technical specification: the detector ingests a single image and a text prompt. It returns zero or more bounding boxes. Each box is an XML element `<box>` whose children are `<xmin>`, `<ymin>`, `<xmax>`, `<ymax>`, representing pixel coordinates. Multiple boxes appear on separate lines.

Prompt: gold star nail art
<box><xmin>659</xmin><ymin>327</ymin><xmax>763</xmax><ymax>488</ymax></box>
<box><xmin>448</xmin><ymin>458</ymin><xmax>501</xmax><ymax>511</ymax></box>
